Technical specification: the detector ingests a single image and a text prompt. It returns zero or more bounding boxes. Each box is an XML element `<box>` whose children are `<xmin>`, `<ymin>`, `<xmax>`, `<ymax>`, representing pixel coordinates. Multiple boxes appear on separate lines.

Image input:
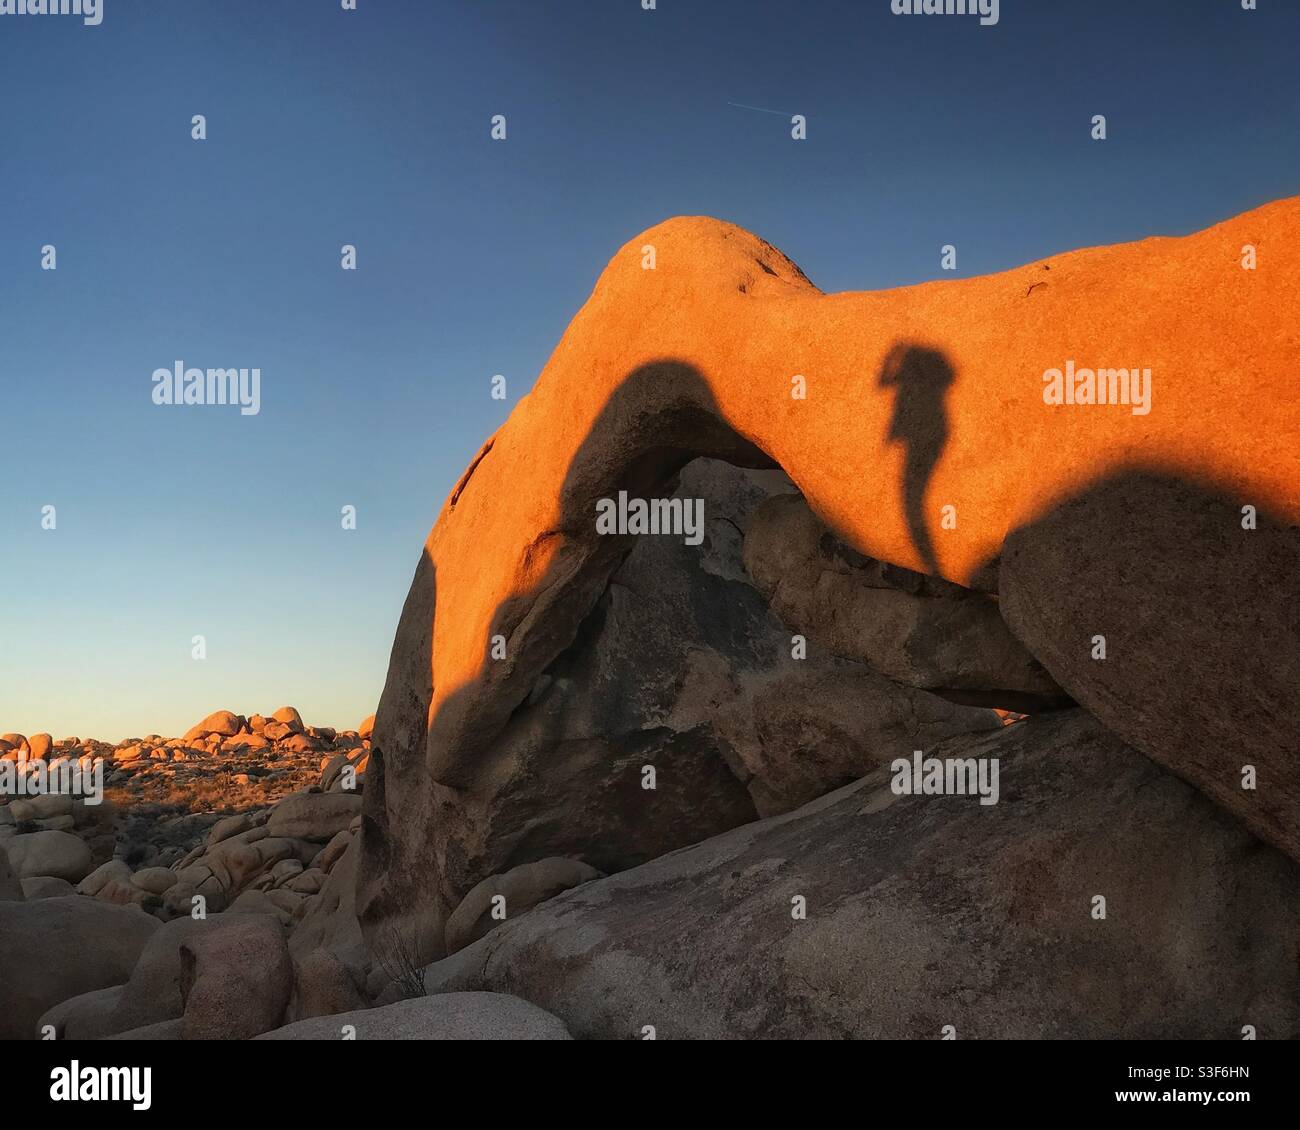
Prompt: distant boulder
<box><xmin>270</xmin><ymin>706</ymin><xmax>305</xmax><ymax>734</ymax></box>
<box><xmin>182</xmin><ymin>710</ymin><xmax>243</xmax><ymax>743</ymax></box>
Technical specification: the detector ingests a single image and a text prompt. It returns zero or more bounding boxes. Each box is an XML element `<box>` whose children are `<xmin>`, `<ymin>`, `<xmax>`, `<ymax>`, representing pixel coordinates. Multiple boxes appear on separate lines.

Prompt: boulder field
<box><xmin>2</xmin><ymin>709</ymin><xmax>378</xmax><ymax>1038</ymax></box>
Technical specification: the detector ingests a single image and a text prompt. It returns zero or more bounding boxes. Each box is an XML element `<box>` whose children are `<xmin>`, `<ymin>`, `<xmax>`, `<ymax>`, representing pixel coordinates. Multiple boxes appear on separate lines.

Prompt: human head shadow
<box><xmin>877</xmin><ymin>343</ymin><xmax>956</xmax><ymax>576</ymax></box>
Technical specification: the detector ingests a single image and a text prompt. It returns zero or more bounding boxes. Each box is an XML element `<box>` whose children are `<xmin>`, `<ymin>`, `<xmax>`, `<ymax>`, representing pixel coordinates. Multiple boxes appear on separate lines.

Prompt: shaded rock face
<box><xmin>37</xmin><ymin>985</ymin><xmax>124</xmax><ymax>1041</ymax></box>
<box><xmin>179</xmin><ymin>914</ymin><xmax>292</xmax><ymax>1040</ymax></box>
<box><xmin>0</xmin><ymin>897</ymin><xmax>159</xmax><ymax>1040</ymax></box>
<box><xmin>421</xmin><ymin>710</ymin><xmax>1300</xmax><ymax>1040</ymax></box>
<box><xmin>21</xmin><ymin>876</ymin><xmax>75</xmax><ymax>899</ymax></box>
<box><xmin>0</xmin><ymin>848</ymin><xmax>22</xmax><ymax>901</ymax></box>
<box><xmin>287</xmin><ymin>947</ymin><xmax>368</xmax><ymax>1022</ymax></box>
<box><xmin>361</xmin><ymin>460</ymin><xmax>1002</xmax><ymax>957</ymax></box>
<box><xmin>4</xmin><ymin>830</ymin><xmax>93</xmax><ymax>883</ymax></box>
<box><xmin>256</xmin><ymin>992</ymin><xmax>572</xmax><ymax>1041</ymax></box>
<box><xmin>444</xmin><ymin>857</ymin><xmax>604</xmax><ymax>956</ymax></box>
<box><xmin>743</xmin><ymin>493</ymin><xmax>1068</xmax><ymax>713</ymax></box>
<box><xmin>109</xmin><ymin>917</ymin><xmax>213</xmax><ymax>1036</ymax></box>
<box><xmin>290</xmin><ymin>835</ymin><xmax>367</xmax><ymax>971</ymax></box>
<box><xmin>999</xmin><ymin>471</ymin><xmax>1300</xmax><ymax>863</ymax></box>
<box><xmin>106</xmin><ymin>1019</ymin><xmax>184</xmax><ymax>1041</ymax></box>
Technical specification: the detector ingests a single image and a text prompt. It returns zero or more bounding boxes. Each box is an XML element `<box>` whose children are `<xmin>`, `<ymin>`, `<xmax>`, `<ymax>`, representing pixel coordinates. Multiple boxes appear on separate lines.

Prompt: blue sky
<box><xmin>2</xmin><ymin>0</ymin><xmax>1297</xmax><ymax>741</ymax></box>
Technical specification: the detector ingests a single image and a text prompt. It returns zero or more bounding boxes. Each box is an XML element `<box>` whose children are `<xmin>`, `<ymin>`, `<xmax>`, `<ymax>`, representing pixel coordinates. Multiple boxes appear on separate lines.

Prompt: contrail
<box><xmin>726</xmin><ymin>101</ymin><xmax>792</xmax><ymax>118</ymax></box>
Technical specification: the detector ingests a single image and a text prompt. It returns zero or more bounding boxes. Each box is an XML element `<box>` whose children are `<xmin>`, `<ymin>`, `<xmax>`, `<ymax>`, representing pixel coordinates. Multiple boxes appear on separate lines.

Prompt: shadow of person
<box><xmin>877</xmin><ymin>343</ymin><xmax>955</xmax><ymax>576</ymax></box>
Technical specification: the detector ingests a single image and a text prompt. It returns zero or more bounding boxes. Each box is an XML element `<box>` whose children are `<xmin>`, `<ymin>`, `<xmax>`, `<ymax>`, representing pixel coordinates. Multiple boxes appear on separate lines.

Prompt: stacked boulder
<box><xmin>356</xmin><ymin>202</ymin><xmax>1300</xmax><ymax>1037</ymax></box>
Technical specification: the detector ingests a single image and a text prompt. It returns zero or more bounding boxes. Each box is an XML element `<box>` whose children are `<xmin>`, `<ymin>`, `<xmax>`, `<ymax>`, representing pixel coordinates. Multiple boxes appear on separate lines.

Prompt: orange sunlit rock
<box><xmin>361</xmin><ymin>199</ymin><xmax>1300</xmax><ymax>941</ymax></box>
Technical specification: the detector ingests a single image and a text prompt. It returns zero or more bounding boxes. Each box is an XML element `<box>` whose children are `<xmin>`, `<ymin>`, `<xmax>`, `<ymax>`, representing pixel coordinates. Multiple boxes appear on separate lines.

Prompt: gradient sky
<box><xmin>2</xmin><ymin>0</ymin><xmax>1297</xmax><ymax>742</ymax></box>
